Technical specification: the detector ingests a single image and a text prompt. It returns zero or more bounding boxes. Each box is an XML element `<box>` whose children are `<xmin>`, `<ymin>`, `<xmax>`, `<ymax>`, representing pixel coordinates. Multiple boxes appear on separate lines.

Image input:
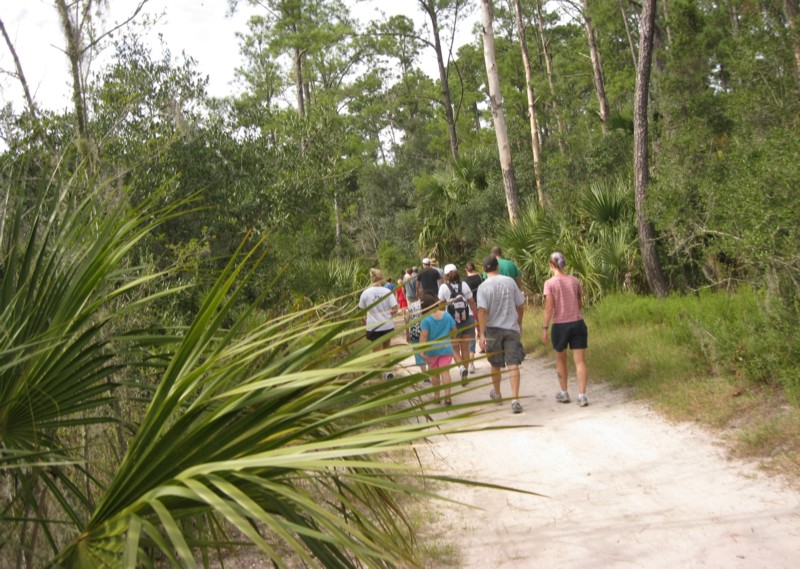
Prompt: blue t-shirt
<box><xmin>420</xmin><ymin>312</ymin><xmax>456</xmax><ymax>357</ymax></box>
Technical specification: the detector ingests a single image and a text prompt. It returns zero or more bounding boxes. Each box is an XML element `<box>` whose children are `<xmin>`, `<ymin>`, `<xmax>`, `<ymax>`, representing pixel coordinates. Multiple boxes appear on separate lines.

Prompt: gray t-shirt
<box><xmin>476</xmin><ymin>275</ymin><xmax>525</xmax><ymax>332</ymax></box>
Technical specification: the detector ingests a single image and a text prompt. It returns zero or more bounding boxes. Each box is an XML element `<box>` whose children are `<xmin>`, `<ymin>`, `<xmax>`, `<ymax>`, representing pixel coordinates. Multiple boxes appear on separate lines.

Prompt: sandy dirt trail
<box><xmin>414</xmin><ymin>355</ymin><xmax>800</xmax><ymax>569</ymax></box>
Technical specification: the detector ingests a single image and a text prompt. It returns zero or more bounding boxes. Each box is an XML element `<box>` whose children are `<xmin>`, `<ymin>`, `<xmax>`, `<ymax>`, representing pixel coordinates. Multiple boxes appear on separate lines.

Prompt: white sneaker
<box><xmin>383</xmin><ymin>372</ymin><xmax>394</xmax><ymax>380</ymax></box>
<box><xmin>468</xmin><ymin>363</ymin><xmax>476</xmax><ymax>374</ymax></box>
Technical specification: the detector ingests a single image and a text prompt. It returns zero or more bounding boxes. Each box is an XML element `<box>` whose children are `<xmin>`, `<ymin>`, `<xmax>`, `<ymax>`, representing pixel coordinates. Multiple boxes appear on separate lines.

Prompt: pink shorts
<box><xmin>427</xmin><ymin>355</ymin><xmax>453</xmax><ymax>370</ymax></box>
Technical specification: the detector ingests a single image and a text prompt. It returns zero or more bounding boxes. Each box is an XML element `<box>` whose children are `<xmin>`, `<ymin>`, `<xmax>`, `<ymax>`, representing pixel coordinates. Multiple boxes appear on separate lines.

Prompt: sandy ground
<box><xmin>413</xmin><ymin>355</ymin><xmax>800</xmax><ymax>569</ymax></box>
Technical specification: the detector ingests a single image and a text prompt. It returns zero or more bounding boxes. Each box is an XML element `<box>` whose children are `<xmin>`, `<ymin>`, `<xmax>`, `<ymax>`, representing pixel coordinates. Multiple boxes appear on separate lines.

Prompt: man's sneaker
<box><xmin>383</xmin><ymin>372</ymin><xmax>394</xmax><ymax>380</ymax></box>
<box><xmin>555</xmin><ymin>391</ymin><xmax>570</xmax><ymax>404</ymax></box>
<box><xmin>460</xmin><ymin>367</ymin><xmax>468</xmax><ymax>386</ymax></box>
<box><xmin>577</xmin><ymin>394</ymin><xmax>589</xmax><ymax>407</ymax></box>
<box><xmin>468</xmin><ymin>363</ymin><xmax>476</xmax><ymax>374</ymax></box>
<box><xmin>511</xmin><ymin>399</ymin><xmax>523</xmax><ymax>414</ymax></box>
<box><xmin>489</xmin><ymin>388</ymin><xmax>503</xmax><ymax>405</ymax></box>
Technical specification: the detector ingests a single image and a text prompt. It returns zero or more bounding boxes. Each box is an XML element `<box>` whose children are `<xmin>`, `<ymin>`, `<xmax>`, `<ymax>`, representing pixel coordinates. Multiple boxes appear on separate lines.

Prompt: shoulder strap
<box><xmin>446</xmin><ymin>282</ymin><xmax>456</xmax><ymax>297</ymax></box>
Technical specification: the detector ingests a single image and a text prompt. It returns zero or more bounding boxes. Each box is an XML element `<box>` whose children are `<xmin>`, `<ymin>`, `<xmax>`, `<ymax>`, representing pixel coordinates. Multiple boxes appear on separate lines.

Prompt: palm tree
<box><xmin>499</xmin><ymin>178</ymin><xmax>638</xmax><ymax>300</ymax></box>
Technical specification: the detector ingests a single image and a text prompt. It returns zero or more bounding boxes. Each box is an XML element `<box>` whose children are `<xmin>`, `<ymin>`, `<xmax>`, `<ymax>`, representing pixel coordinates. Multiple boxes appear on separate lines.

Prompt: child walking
<box><xmin>419</xmin><ymin>292</ymin><xmax>458</xmax><ymax>405</ymax></box>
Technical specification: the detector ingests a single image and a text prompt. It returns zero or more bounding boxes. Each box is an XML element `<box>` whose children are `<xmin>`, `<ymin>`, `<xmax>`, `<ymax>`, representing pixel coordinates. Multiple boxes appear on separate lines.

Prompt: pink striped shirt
<box><xmin>543</xmin><ymin>274</ymin><xmax>583</xmax><ymax>323</ymax></box>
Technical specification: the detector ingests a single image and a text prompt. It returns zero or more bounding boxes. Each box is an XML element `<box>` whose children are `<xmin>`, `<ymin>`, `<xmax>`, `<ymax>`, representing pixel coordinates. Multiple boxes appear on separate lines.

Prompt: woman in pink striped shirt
<box><xmin>541</xmin><ymin>252</ymin><xmax>590</xmax><ymax>407</ymax></box>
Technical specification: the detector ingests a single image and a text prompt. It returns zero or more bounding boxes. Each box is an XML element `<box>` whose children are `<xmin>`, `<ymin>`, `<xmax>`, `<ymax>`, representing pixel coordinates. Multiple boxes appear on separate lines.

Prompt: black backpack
<box><xmin>446</xmin><ymin>282</ymin><xmax>469</xmax><ymax>324</ymax></box>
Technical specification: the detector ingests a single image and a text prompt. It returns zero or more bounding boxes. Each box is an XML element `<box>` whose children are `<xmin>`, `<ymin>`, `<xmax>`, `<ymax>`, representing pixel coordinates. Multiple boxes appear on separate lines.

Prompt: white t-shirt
<box><xmin>437</xmin><ymin>281</ymin><xmax>475</xmax><ymax>319</ymax></box>
<box><xmin>358</xmin><ymin>285</ymin><xmax>398</xmax><ymax>332</ymax></box>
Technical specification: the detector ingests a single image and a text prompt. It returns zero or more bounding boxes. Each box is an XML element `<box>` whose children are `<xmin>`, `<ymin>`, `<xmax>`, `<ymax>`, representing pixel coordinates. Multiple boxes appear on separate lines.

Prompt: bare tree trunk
<box><xmin>55</xmin><ymin>0</ymin><xmax>90</xmax><ymax>143</ymax></box>
<box><xmin>729</xmin><ymin>0</ymin><xmax>740</xmax><ymax>36</ymax></box>
<box><xmin>634</xmin><ymin>0</ymin><xmax>669</xmax><ymax>297</ymax></box>
<box><xmin>294</xmin><ymin>45</ymin><xmax>306</xmax><ymax>117</ymax></box>
<box><xmin>472</xmin><ymin>101</ymin><xmax>481</xmax><ymax>132</ymax></box>
<box><xmin>482</xmin><ymin>0</ymin><xmax>520</xmax><ymax>224</ymax></box>
<box><xmin>661</xmin><ymin>0</ymin><xmax>673</xmax><ymax>47</ymax></box>
<box><xmin>0</xmin><ymin>19</ymin><xmax>38</xmax><ymax>119</ymax></box>
<box><xmin>582</xmin><ymin>0</ymin><xmax>611</xmax><ymax>133</ymax></box>
<box><xmin>534</xmin><ymin>0</ymin><xmax>567</xmax><ymax>154</ymax></box>
<box><xmin>619</xmin><ymin>0</ymin><xmax>638</xmax><ymax>68</ymax></box>
<box><xmin>333</xmin><ymin>190</ymin><xmax>342</xmax><ymax>256</ymax></box>
<box><xmin>420</xmin><ymin>1</ymin><xmax>460</xmax><ymax>162</ymax></box>
<box><xmin>51</xmin><ymin>0</ymin><xmax>148</xmax><ymax>162</ymax></box>
<box><xmin>513</xmin><ymin>0</ymin><xmax>545</xmax><ymax>208</ymax></box>
<box><xmin>784</xmin><ymin>0</ymin><xmax>800</xmax><ymax>79</ymax></box>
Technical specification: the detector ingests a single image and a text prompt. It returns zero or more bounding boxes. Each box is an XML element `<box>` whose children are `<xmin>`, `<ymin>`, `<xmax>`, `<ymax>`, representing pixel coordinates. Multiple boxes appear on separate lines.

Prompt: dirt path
<box><xmin>414</xmin><ymin>356</ymin><xmax>800</xmax><ymax>568</ymax></box>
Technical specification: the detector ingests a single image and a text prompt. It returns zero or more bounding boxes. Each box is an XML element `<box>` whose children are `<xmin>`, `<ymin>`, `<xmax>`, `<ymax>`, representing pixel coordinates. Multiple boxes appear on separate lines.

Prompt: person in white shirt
<box><xmin>358</xmin><ymin>268</ymin><xmax>399</xmax><ymax>379</ymax></box>
<box><xmin>438</xmin><ymin>264</ymin><xmax>480</xmax><ymax>386</ymax></box>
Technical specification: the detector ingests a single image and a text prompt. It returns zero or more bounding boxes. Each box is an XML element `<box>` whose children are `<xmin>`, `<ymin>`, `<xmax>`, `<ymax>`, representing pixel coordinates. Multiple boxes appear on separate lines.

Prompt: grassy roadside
<box><xmin>522</xmin><ymin>289</ymin><xmax>800</xmax><ymax>488</ymax></box>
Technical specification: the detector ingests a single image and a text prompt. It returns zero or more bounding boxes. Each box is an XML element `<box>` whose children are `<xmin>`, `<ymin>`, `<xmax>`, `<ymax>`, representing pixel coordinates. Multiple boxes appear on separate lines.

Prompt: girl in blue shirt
<box><xmin>419</xmin><ymin>292</ymin><xmax>457</xmax><ymax>405</ymax></box>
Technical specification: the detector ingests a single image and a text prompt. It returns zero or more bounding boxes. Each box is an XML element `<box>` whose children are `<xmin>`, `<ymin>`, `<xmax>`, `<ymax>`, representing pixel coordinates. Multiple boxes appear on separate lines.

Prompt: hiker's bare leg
<box><xmin>573</xmin><ymin>348</ymin><xmax>587</xmax><ymax>394</ymax></box>
<box><xmin>556</xmin><ymin>350</ymin><xmax>569</xmax><ymax>392</ymax></box>
<box><xmin>508</xmin><ymin>364</ymin><xmax>521</xmax><ymax>399</ymax></box>
<box><xmin>461</xmin><ymin>337</ymin><xmax>472</xmax><ymax>367</ymax></box>
<box><xmin>432</xmin><ymin>373</ymin><xmax>441</xmax><ymax>400</ymax></box>
<box><xmin>491</xmin><ymin>366</ymin><xmax>502</xmax><ymax>397</ymax></box>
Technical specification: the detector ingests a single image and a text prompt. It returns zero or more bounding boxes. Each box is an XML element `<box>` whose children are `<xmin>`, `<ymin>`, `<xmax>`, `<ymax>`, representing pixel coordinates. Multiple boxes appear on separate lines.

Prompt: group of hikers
<box><xmin>357</xmin><ymin>247</ymin><xmax>589</xmax><ymax>414</ymax></box>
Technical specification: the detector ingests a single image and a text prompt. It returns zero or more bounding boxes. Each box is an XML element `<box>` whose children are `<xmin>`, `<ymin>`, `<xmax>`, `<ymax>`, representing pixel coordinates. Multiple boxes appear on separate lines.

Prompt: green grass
<box><xmin>582</xmin><ymin>289</ymin><xmax>800</xmax><ymax>482</ymax></box>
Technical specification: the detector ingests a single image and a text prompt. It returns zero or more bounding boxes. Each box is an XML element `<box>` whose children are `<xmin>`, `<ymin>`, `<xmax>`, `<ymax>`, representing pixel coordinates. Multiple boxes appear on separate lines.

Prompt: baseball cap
<box><xmin>422</xmin><ymin>258</ymin><xmax>431</xmax><ymax>265</ymax></box>
<box><xmin>444</xmin><ymin>263</ymin><xmax>457</xmax><ymax>274</ymax></box>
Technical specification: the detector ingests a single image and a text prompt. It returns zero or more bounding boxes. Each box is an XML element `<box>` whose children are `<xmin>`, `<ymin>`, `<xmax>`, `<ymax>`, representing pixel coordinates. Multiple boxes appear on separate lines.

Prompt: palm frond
<box><xmin>581</xmin><ymin>177</ymin><xmax>634</xmax><ymax>227</ymax></box>
<box><xmin>0</xmin><ymin>176</ymin><xmax>190</xmax><ymax>556</ymax></box>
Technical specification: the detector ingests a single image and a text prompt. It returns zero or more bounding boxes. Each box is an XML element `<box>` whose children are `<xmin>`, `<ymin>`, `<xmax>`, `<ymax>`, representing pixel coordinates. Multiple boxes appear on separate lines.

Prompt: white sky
<box><xmin>1</xmin><ymin>0</ymin><xmax>478</xmax><ymax>114</ymax></box>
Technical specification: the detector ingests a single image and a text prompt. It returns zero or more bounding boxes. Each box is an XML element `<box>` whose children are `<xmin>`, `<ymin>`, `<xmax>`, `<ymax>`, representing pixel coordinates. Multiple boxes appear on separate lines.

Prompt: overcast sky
<box><xmin>2</xmin><ymin>0</ymin><xmax>478</xmax><ymax>114</ymax></box>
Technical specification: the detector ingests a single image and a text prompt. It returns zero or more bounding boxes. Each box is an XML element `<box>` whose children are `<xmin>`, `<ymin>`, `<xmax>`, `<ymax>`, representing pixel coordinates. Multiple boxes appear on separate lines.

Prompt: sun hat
<box><xmin>444</xmin><ymin>263</ymin><xmax>457</xmax><ymax>274</ymax></box>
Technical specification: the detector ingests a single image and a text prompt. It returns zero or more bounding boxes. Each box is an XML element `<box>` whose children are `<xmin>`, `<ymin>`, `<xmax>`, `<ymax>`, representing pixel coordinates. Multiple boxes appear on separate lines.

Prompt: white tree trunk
<box><xmin>513</xmin><ymin>0</ymin><xmax>545</xmax><ymax>208</ymax></box>
<box><xmin>582</xmin><ymin>0</ymin><xmax>610</xmax><ymax>133</ymax></box>
<box><xmin>482</xmin><ymin>0</ymin><xmax>520</xmax><ymax>224</ymax></box>
<box><xmin>534</xmin><ymin>0</ymin><xmax>567</xmax><ymax>154</ymax></box>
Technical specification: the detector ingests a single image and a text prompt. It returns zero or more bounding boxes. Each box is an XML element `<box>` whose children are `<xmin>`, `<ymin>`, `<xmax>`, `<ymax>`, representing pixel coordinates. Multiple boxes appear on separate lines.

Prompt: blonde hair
<box><xmin>370</xmin><ymin>268</ymin><xmax>384</xmax><ymax>283</ymax></box>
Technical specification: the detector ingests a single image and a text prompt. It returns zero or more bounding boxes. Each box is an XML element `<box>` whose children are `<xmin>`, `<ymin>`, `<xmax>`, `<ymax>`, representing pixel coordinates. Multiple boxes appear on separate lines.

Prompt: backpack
<box><xmin>446</xmin><ymin>282</ymin><xmax>469</xmax><ymax>324</ymax></box>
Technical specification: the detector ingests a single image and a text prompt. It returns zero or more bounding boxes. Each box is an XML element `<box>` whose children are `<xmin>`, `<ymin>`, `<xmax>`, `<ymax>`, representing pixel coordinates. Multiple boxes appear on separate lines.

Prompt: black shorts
<box><xmin>550</xmin><ymin>320</ymin><xmax>588</xmax><ymax>352</ymax></box>
<box><xmin>454</xmin><ymin>316</ymin><xmax>476</xmax><ymax>339</ymax></box>
<box><xmin>366</xmin><ymin>328</ymin><xmax>392</xmax><ymax>342</ymax></box>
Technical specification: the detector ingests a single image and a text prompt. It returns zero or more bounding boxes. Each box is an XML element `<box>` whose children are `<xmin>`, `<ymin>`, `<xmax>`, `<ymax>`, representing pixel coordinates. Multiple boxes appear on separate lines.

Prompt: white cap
<box><xmin>422</xmin><ymin>258</ymin><xmax>431</xmax><ymax>265</ymax></box>
<box><xmin>444</xmin><ymin>263</ymin><xmax>457</xmax><ymax>274</ymax></box>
